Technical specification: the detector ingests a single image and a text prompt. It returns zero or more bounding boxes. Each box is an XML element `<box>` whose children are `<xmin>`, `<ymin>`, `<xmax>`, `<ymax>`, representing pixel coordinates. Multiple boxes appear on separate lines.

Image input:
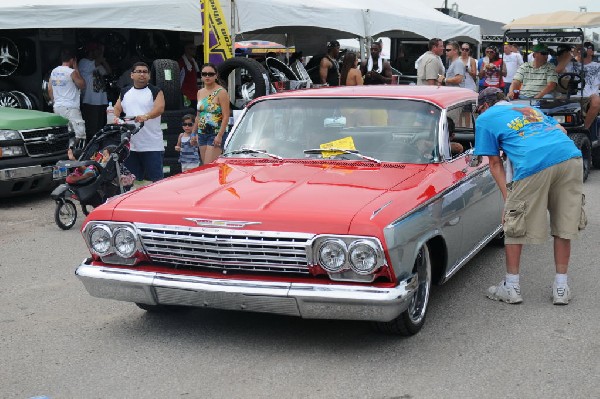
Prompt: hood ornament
<box><xmin>184</xmin><ymin>218</ymin><xmax>262</xmax><ymax>228</ymax></box>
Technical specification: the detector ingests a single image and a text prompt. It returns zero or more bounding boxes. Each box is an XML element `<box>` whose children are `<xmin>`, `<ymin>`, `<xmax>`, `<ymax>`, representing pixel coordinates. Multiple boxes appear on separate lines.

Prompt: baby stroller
<box><xmin>51</xmin><ymin>122</ymin><xmax>143</xmax><ymax>230</ymax></box>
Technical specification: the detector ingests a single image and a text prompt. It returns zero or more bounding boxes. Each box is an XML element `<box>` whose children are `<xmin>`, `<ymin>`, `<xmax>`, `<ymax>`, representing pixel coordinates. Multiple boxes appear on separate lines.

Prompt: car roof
<box><xmin>261</xmin><ymin>86</ymin><xmax>477</xmax><ymax>109</ymax></box>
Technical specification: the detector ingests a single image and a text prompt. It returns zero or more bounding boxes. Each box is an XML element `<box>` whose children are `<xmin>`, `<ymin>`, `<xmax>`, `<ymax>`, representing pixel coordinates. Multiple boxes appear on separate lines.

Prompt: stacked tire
<box><xmin>150</xmin><ymin>59</ymin><xmax>193</xmax><ymax>178</ymax></box>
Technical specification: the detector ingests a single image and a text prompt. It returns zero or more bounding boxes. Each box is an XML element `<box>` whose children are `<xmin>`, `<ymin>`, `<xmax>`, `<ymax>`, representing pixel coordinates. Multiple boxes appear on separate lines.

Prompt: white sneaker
<box><xmin>487</xmin><ymin>281</ymin><xmax>523</xmax><ymax>304</ymax></box>
<box><xmin>552</xmin><ymin>283</ymin><xmax>572</xmax><ymax>305</ymax></box>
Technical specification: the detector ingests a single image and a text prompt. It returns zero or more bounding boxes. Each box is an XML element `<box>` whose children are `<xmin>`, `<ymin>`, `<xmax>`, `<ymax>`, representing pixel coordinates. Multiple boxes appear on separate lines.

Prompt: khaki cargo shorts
<box><xmin>503</xmin><ymin>157</ymin><xmax>586</xmax><ymax>244</ymax></box>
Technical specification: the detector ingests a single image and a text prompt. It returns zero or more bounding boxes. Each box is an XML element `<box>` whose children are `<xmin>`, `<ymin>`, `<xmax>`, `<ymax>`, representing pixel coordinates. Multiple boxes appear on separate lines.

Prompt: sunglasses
<box><xmin>133</xmin><ymin>70</ymin><xmax>149</xmax><ymax>74</ymax></box>
<box><xmin>485</xmin><ymin>50</ymin><xmax>495</xmax><ymax>54</ymax></box>
<box><xmin>445</xmin><ymin>48</ymin><xmax>453</xmax><ymax>52</ymax></box>
<box><xmin>182</xmin><ymin>122</ymin><xmax>194</xmax><ymax>127</ymax></box>
<box><xmin>461</xmin><ymin>48</ymin><xmax>470</xmax><ymax>51</ymax></box>
<box><xmin>201</xmin><ymin>72</ymin><xmax>216</xmax><ymax>77</ymax></box>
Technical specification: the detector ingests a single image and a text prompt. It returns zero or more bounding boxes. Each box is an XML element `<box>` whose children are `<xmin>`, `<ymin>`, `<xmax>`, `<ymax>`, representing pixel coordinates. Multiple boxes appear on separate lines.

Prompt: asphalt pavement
<box><xmin>1</xmin><ymin>173</ymin><xmax>599</xmax><ymax>399</ymax></box>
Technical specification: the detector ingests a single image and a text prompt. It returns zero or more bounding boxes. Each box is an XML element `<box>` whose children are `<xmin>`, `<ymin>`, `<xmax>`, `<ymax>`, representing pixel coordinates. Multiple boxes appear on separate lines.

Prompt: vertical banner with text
<box><xmin>202</xmin><ymin>0</ymin><xmax>233</xmax><ymax>65</ymax></box>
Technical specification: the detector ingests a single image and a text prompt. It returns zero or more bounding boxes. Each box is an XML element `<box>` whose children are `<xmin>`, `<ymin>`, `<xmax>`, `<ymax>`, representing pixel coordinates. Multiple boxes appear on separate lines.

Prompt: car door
<box><xmin>443</xmin><ymin>103</ymin><xmax>503</xmax><ymax>258</ymax></box>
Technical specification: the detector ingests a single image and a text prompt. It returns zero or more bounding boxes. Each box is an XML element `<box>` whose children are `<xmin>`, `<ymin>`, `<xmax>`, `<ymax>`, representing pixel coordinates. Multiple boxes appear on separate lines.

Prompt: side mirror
<box><xmin>465</xmin><ymin>149</ymin><xmax>482</xmax><ymax>167</ymax></box>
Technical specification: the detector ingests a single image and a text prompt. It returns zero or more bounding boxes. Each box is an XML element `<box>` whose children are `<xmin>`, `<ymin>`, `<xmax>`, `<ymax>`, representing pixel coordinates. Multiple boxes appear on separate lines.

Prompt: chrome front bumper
<box><xmin>0</xmin><ymin>165</ymin><xmax>53</xmax><ymax>181</ymax></box>
<box><xmin>76</xmin><ymin>260</ymin><xmax>418</xmax><ymax>322</ymax></box>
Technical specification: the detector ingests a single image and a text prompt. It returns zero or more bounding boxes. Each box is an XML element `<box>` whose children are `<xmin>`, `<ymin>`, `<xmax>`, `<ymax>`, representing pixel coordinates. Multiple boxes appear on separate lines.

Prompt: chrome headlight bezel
<box><xmin>84</xmin><ymin>222</ymin><xmax>142</xmax><ymax>265</ymax></box>
<box><xmin>88</xmin><ymin>224</ymin><xmax>112</xmax><ymax>256</ymax></box>
<box><xmin>311</xmin><ymin>235</ymin><xmax>386</xmax><ymax>281</ymax></box>
<box><xmin>113</xmin><ymin>226</ymin><xmax>138</xmax><ymax>258</ymax></box>
<box><xmin>0</xmin><ymin>130</ymin><xmax>21</xmax><ymax>141</ymax></box>
<box><xmin>348</xmin><ymin>240</ymin><xmax>379</xmax><ymax>275</ymax></box>
<box><xmin>318</xmin><ymin>238</ymin><xmax>347</xmax><ymax>273</ymax></box>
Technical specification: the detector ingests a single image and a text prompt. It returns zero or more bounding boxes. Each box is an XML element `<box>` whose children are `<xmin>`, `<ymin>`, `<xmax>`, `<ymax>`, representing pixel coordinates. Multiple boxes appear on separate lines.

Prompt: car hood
<box><xmin>107</xmin><ymin>161</ymin><xmax>428</xmax><ymax>234</ymax></box>
<box><xmin>0</xmin><ymin>107</ymin><xmax>68</xmax><ymax>129</ymax></box>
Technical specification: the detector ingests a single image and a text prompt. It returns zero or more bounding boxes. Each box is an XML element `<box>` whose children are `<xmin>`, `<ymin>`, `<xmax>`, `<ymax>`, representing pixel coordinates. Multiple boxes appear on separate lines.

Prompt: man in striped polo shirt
<box><xmin>507</xmin><ymin>43</ymin><xmax>558</xmax><ymax>100</ymax></box>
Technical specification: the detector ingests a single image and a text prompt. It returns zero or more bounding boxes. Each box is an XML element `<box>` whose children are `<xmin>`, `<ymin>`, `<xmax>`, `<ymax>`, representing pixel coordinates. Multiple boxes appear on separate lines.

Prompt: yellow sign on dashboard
<box><xmin>320</xmin><ymin>136</ymin><xmax>356</xmax><ymax>158</ymax></box>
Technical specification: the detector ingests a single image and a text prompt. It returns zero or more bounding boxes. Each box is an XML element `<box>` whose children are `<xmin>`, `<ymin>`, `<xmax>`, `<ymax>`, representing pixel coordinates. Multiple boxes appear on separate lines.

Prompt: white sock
<box><xmin>555</xmin><ymin>274</ymin><xmax>568</xmax><ymax>287</ymax></box>
<box><xmin>505</xmin><ymin>273</ymin><xmax>520</xmax><ymax>286</ymax></box>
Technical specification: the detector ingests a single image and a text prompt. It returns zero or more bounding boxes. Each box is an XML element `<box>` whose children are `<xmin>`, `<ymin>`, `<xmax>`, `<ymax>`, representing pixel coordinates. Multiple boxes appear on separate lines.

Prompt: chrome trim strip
<box><xmin>386</xmin><ymin>164</ymin><xmax>491</xmax><ymax>228</ymax></box>
<box><xmin>76</xmin><ymin>261</ymin><xmax>418</xmax><ymax>322</ymax></box>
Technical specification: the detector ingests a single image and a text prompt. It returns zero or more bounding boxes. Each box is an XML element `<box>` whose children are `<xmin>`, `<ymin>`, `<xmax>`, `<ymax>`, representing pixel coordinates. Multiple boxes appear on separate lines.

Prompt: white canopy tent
<box><xmin>0</xmin><ymin>0</ymin><xmax>202</xmax><ymax>32</ymax></box>
<box><xmin>503</xmin><ymin>11</ymin><xmax>600</xmax><ymax>30</ymax></box>
<box><xmin>232</xmin><ymin>0</ymin><xmax>481</xmax><ymax>54</ymax></box>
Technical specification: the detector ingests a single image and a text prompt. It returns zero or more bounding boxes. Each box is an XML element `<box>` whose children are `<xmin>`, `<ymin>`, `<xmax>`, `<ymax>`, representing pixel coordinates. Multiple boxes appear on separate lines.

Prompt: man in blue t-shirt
<box><xmin>474</xmin><ymin>87</ymin><xmax>585</xmax><ymax>306</ymax></box>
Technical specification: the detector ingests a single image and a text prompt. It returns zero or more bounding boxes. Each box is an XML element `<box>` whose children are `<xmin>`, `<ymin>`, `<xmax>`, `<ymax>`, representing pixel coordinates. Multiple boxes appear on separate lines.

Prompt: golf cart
<box><xmin>503</xmin><ymin>11</ymin><xmax>600</xmax><ymax>181</ymax></box>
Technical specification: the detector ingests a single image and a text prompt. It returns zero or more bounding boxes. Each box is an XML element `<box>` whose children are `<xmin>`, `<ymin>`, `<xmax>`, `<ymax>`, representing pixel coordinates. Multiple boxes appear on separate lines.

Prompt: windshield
<box><xmin>225</xmin><ymin>98</ymin><xmax>441</xmax><ymax>163</ymax></box>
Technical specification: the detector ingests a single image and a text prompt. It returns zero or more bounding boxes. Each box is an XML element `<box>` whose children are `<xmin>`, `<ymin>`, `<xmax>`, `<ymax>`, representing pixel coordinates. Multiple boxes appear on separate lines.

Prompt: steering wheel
<box><xmin>557</xmin><ymin>72</ymin><xmax>583</xmax><ymax>93</ymax></box>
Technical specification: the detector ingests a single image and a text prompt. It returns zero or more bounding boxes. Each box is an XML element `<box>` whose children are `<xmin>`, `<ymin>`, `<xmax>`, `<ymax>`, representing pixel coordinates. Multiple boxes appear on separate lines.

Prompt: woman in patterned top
<box><xmin>194</xmin><ymin>63</ymin><xmax>231</xmax><ymax>164</ymax></box>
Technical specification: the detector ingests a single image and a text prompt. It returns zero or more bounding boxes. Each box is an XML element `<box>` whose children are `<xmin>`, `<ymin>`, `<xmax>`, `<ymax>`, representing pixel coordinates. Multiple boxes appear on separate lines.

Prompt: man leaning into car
<box><xmin>474</xmin><ymin>87</ymin><xmax>585</xmax><ymax>306</ymax></box>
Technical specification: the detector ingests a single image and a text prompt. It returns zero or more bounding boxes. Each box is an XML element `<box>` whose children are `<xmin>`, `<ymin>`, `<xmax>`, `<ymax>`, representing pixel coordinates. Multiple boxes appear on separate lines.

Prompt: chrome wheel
<box><xmin>0</xmin><ymin>37</ymin><xmax>19</xmax><ymax>76</ymax></box>
<box><xmin>407</xmin><ymin>245</ymin><xmax>432</xmax><ymax>325</ymax></box>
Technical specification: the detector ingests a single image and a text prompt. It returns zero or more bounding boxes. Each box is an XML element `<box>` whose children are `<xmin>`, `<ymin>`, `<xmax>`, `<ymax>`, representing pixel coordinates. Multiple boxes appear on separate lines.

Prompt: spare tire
<box><xmin>217</xmin><ymin>57</ymin><xmax>270</xmax><ymax>107</ymax></box>
<box><xmin>151</xmin><ymin>59</ymin><xmax>182</xmax><ymax>111</ymax></box>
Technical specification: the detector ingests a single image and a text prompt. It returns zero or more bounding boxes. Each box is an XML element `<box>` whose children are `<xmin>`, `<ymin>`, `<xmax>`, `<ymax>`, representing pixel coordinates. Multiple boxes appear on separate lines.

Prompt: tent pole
<box><xmin>203</xmin><ymin>0</ymin><xmax>210</xmax><ymax>63</ymax></box>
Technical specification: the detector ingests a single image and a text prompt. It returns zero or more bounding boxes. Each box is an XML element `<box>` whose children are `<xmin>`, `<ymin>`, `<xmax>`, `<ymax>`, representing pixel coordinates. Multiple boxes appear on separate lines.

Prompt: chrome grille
<box><xmin>21</xmin><ymin>126</ymin><xmax>70</xmax><ymax>157</ymax></box>
<box><xmin>136</xmin><ymin>223</ymin><xmax>314</xmax><ymax>275</ymax></box>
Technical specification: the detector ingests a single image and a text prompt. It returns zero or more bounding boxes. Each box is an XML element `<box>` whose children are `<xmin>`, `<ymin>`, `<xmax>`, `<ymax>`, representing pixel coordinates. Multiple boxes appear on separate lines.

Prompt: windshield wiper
<box><xmin>222</xmin><ymin>148</ymin><xmax>283</xmax><ymax>160</ymax></box>
<box><xmin>303</xmin><ymin>148</ymin><xmax>381</xmax><ymax>164</ymax></box>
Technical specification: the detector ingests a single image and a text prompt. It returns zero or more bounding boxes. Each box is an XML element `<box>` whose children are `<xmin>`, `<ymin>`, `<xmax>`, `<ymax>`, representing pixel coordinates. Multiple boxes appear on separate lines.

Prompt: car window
<box><xmin>445</xmin><ymin>101</ymin><xmax>475</xmax><ymax>158</ymax></box>
<box><xmin>227</xmin><ymin>98</ymin><xmax>441</xmax><ymax>163</ymax></box>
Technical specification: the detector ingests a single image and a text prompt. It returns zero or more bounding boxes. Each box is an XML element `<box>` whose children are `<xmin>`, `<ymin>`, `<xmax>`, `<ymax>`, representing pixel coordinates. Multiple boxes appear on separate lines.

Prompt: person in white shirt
<box><xmin>48</xmin><ymin>48</ymin><xmax>86</xmax><ymax>144</ymax></box>
<box><xmin>113</xmin><ymin>62</ymin><xmax>166</xmax><ymax>183</ymax></box>
<box><xmin>502</xmin><ymin>42</ymin><xmax>524</xmax><ymax>94</ymax></box>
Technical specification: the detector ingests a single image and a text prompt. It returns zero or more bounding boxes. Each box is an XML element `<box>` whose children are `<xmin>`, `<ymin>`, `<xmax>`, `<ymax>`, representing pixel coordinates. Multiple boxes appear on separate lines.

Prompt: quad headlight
<box><xmin>113</xmin><ymin>226</ymin><xmax>137</xmax><ymax>258</ymax></box>
<box><xmin>84</xmin><ymin>222</ymin><xmax>141</xmax><ymax>264</ymax></box>
<box><xmin>89</xmin><ymin>225</ymin><xmax>112</xmax><ymax>256</ymax></box>
<box><xmin>348</xmin><ymin>240</ymin><xmax>379</xmax><ymax>275</ymax></box>
<box><xmin>313</xmin><ymin>235</ymin><xmax>385</xmax><ymax>279</ymax></box>
<box><xmin>318</xmin><ymin>239</ymin><xmax>347</xmax><ymax>272</ymax></box>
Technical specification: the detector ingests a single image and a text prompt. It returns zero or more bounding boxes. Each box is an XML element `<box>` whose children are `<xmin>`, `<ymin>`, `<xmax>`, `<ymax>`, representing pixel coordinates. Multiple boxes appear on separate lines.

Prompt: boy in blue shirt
<box><xmin>474</xmin><ymin>87</ymin><xmax>585</xmax><ymax>305</ymax></box>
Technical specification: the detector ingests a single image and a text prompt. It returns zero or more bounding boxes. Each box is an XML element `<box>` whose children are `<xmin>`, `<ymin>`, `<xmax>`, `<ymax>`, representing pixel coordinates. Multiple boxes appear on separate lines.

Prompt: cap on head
<box><xmin>532</xmin><ymin>43</ymin><xmax>549</xmax><ymax>53</ymax></box>
<box><xmin>477</xmin><ymin>87</ymin><xmax>503</xmax><ymax>106</ymax></box>
<box><xmin>583</xmin><ymin>41</ymin><xmax>595</xmax><ymax>51</ymax></box>
<box><xmin>327</xmin><ymin>40</ymin><xmax>340</xmax><ymax>48</ymax></box>
<box><xmin>556</xmin><ymin>44</ymin><xmax>572</xmax><ymax>56</ymax></box>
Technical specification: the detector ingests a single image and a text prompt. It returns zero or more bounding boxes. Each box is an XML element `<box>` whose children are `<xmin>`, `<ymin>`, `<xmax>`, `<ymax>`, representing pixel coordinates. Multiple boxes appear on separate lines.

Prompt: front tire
<box><xmin>569</xmin><ymin>132</ymin><xmax>591</xmax><ymax>182</ymax></box>
<box><xmin>54</xmin><ymin>200</ymin><xmax>77</xmax><ymax>230</ymax></box>
<box><xmin>374</xmin><ymin>245</ymin><xmax>432</xmax><ymax>336</ymax></box>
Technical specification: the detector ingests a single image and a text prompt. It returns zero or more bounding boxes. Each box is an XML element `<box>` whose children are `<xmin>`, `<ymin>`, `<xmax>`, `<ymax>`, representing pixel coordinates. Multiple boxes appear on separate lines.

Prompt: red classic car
<box><xmin>76</xmin><ymin>86</ymin><xmax>504</xmax><ymax>336</ymax></box>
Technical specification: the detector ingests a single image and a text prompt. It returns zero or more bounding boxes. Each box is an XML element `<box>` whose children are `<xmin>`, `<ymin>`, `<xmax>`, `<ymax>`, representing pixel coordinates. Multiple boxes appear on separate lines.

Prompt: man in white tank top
<box><xmin>113</xmin><ymin>62</ymin><xmax>165</xmax><ymax>183</ymax></box>
<box><xmin>49</xmin><ymin>48</ymin><xmax>86</xmax><ymax>143</ymax></box>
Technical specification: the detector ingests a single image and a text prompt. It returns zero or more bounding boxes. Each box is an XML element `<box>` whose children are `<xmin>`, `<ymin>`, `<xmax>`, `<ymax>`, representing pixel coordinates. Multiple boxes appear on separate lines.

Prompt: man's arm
<box><xmin>71</xmin><ymin>58</ymin><xmax>86</xmax><ymax>90</ymax></box>
<box><xmin>48</xmin><ymin>79</ymin><xmax>54</xmax><ymax>103</ymax></box>
<box><xmin>534</xmin><ymin>82</ymin><xmax>557</xmax><ymax>99</ymax></box>
<box><xmin>139</xmin><ymin>91</ymin><xmax>165</xmax><ymax>122</ymax></box>
<box><xmin>488</xmin><ymin>155</ymin><xmax>508</xmax><ymax>200</ymax></box>
<box><xmin>319</xmin><ymin>58</ymin><xmax>331</xmax><ymax>84</ymax></box>
<box><xmin>113</xmin><ymin>97</ymin><xmax>123</xmax><ymax>123</ymax></box>
<box><xmin>380</xmin><ymin>62</ymin><xmax>393</xmax><ymax>84</ymax></box>
<box><xmin>71</xmin><ymin>70</ymin><xmax>86</xmax><ymax>90</ymax></box>
<box><xmin>507</xmin><ymin>79</ymin><xmax>522</xmax><ymax>99</ymax></box>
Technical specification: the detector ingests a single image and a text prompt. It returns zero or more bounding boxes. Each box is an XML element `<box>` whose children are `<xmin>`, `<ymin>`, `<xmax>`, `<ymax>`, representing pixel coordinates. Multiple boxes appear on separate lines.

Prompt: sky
<box><xmin>418</xmin><ymin>0</ymin><xmax>599</xmax><ymax>24</ymax></box>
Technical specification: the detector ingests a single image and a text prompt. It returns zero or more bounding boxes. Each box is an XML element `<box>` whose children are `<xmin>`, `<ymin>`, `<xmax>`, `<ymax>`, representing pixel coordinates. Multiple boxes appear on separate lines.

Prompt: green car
<box><xmin>0</xmin><ymin>107</ymin><xmax>74</xmax><ymax>197</ymax></box>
